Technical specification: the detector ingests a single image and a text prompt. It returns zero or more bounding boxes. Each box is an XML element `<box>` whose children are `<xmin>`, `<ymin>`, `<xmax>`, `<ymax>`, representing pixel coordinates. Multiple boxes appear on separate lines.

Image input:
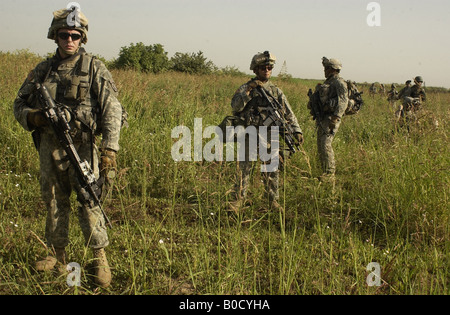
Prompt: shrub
<box><xmin>114</xmin><ymin>42</ymin><xmax>170</xmax><ymax>73</ymax></box>
<box><xmin>170</xmin><ymin>51</ymin><xmax>217</xmax><ymax>75</ymax></box>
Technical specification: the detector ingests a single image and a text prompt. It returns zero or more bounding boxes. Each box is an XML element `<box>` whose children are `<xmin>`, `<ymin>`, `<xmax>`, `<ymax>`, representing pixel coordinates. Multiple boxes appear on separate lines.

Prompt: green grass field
<box><xmin>0</xmin><ymin>51</ymin><xmax>448</xmax><ymax>295</ymax></box>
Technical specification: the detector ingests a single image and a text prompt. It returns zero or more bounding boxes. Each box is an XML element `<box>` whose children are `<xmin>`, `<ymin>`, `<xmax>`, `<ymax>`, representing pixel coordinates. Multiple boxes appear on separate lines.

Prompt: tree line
<box><xmin>109</xmin><ymin>42</ymin><xmax>246</xmax><ymax>76</ymax></box>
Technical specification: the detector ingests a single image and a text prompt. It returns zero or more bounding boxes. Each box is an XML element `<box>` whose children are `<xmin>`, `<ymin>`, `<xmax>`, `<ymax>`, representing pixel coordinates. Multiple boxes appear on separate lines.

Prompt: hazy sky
<box><xmin>1</xmin><ymin>0</ymin><xmax>449</xmax><ymax>88</ymax></box>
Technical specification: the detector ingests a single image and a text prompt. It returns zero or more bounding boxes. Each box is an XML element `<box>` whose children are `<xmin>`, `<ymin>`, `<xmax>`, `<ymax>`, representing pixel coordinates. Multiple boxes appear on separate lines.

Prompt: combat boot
<box><xmin>35</xmin><ymin>247</ymin><xmax>66</xmax><ymax>272</ymax></box>
<box><xmin>93</xmin><ymin>248</ymin><xmax>111</xmax><ymax>288</ymax></box>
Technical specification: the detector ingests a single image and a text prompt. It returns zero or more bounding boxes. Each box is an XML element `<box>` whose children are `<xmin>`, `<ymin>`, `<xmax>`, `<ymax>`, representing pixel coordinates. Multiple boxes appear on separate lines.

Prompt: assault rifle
<box><xmin>35</xmin><ymin>83</ymin><xmax>112</xmax><ymax>229</ymax></box>
<box><xmin>257</xmin><ymin>86</ymin><xmax>300</xmax><ymax>153</ymax></box>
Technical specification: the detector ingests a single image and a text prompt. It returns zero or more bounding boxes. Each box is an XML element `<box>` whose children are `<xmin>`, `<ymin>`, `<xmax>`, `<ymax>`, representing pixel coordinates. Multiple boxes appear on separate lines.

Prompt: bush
<box><xmin>216</xmin><ymin>66</ymin><xmax>247</xmax><ymax>77</ymax></box>
<box><xmin>114</xmin><ymin>42</ymin><xmax>170</xmax><ymax>73</ymax></box>
<box><xmin>170</xmin><ymin>51</ymin><xmax>217</xmax><ymax>75</ymax></box>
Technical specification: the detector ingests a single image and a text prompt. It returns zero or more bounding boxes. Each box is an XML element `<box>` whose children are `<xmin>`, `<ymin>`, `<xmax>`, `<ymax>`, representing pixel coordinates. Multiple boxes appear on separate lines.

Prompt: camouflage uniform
<box><xmin>387</xmin><ymin>84</ymin><xmax>398</xmax><ymax>104</ymax></box>
<box><xmin>315</xmin><ymin>58</ymin><xmax>348</xmax><ymax>175</ymax></box>
<box><xmin>13</xmin><ymin>25</ymin><xmax>123</xmax><ymax>250</ymax></box>
<box><xmin>231</xmin><ymin>79</ymin><xmax>302</xmax><ymax>202</ymax></box>
<box><xmin>407</xmin><ymin>82</ymin><xmax>427</xmax><ymax>103</ymax></box>
<box><xmin>397</xmin><ymin>81</ymin><xmax>410</xmax><ymax>98</ymax></box>
<box><xmin>396</xmin><ymin>77</ymin><xmax>426</xmax><ymax>127</ymax></box>
<box><xmin>369</xmin><ymin>83</ymin><xmax>378</xmax><ymax>97</ymax></box>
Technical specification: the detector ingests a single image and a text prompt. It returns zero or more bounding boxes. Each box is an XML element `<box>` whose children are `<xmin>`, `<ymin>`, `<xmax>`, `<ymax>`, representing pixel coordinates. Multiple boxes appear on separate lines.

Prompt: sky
<box><xmin>1</xmin><ymin>0</ymin><xmax>449</xmax><ymax>88</ymax></box>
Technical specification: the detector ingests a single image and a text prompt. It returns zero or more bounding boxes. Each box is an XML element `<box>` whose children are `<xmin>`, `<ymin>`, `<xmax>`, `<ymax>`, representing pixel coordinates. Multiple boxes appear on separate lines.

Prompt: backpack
<box><xmin>307</xmin><ymin>80</ymin><xmax>363</xmax><ymax>119</ymax></box>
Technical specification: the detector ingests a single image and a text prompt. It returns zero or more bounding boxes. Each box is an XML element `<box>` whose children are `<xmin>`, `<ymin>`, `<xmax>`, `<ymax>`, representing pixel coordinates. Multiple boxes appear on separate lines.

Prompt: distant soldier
<box><xmin>228</xmin><ymin>51</ymin><xmax>303</xmax><ymax>211</ymax></box>
<box><xmin>387</xmin><ymin>84</ymin><xmax>399</xmax><ymax>106</ymax></box>
<box><xmin>395</xmin><ymin>76</ymin><xmax>426</xmax><ymax>129</ymax></box>
<box><xmin>309</xmin><ymin>57</ymin><xmax>348</xmax><ymax>180</ymax></box>
<box><xmin>13</xmin><ymin>7</ymin><xmax>125</xmax><ymax>288</ymax></box>
<box><xmin>397</xmin><ymin>80</ymin><xmax>412</xmax><ymax>100</ymax></box>
<box><xmin>408</xmin><ymin>76</ymin><xmax>427</xmax><ymax>105</ymax></box>
<box><xmin>395</xmin><ymin>80</ymin><xmax>412</xmax><ymax>121</ymax></box>
<box><xmin>380</xmin><ymin>84</ymin><xmax>386</xmax><ymax>96</ymax></box>
<box><xmin>369</xmin><ymin>83</ymin><xmax>378</xmax><ymax>97</ymax></box>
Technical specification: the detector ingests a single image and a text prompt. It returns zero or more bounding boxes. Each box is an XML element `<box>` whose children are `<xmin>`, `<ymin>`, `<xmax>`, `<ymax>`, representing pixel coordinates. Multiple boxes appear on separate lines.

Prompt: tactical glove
<box><xmin>27</xmin><ymin>109</ymin><xmax>47</xmax><ymax>129</ymax></box>
<box><xmin>247</xmin><ymin>80</ymin><xmax>263</xmax><ymax>92</ymax></box>
<box><xmin>296</xmin><ymin>133</ymin><xmax>304</xmax><ymax>145</ymax></box>
<box><xmin>100</xmin><ymin>149</ymin><xmax>117</xmax><ymax>180</ymax></box>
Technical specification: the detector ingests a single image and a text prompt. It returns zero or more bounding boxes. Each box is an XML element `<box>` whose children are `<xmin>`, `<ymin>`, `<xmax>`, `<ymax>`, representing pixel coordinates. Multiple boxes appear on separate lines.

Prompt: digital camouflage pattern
<box><xmin>322</xmin><ymin>57</ymin><xmax>342</xmax><ymax>70</ymax></box>
<box><xmin>407</xmin><ymin>84</ymin><xmax>427</xmax><ymax>103</ymax></box>
<box><xmin>315</xmin><ymin>72</ymin><xmax>348</xmax><ymax>175</ymax></box>
<box><xmin>13</xmin><ymin>48</ymin><xmax>123</xmax><ymax>249</ymax></box>
<box><xmin>395</xmin><ymin>79</ymin><xmax>427</xmax><ymax>128</ymax></box>
<box><xmin>48</xmin><ymin>8</ymin><xmax>89</xmax><ymax>44</ymax></box>
<box><xmin>249</xmin><ymin>51</ymin><xmax>276</xmax><ymax>71</ymax></box>
<box><xmin>231</xmin><ymin>79</ymin><xmax>302</xmax><ymax>202</ymax></box>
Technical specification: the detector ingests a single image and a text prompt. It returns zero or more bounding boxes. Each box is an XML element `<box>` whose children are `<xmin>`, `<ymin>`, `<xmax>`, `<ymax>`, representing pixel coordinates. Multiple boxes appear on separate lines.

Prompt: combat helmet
<box><xmin>47</xmin><ymin>6</ymin><xmax>89</xmax><ymax>44</ymax></box>
<box><xmin>414</xmin><ymin>76</ymin><xmax>424</xmax><ymax>83</ymax></box>
<box><xmin>250</xmin><ymin>51</ymin><xmax>276</xmax><ymax>71</ymax></box>
<box><xmin>322</xmin><ymin>57</ymin><xmax>342</xmax><ymax>70</ymax></box>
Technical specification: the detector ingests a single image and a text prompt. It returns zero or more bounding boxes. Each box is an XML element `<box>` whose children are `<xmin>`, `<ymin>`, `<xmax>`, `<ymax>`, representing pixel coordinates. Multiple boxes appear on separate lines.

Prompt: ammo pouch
<box><xmin>310</xmin><ymin>83</ymin><xmax>334</xmax><ymax>115</ymax></box>
<box><xmin>318</xmin><ymin>84</ymin><xmax>331</xmax><ymax>107</ymax></box>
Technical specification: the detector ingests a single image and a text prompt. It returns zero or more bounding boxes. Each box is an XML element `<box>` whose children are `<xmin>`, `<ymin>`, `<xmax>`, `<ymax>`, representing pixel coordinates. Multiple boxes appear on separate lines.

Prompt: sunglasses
<box><xmin>58</xmin><ymin>32</ymin><xmax>82</xmax><ymax>41</ymax></box>
<box><xmin>259</xmin><ymin>65</ymin><xmax>274</xmax><ymax>71</ymax></box>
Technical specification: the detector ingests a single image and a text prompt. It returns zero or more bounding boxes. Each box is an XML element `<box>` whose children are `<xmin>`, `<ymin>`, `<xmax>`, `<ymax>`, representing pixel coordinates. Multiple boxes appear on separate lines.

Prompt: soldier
<box><xmin>13</xmin><ymin>7</ymin><xmax>124</xmax><ymax>288</ymax></box>
<box><xmin>387</xmin><ymin>84</ymin><xmax>398</xmax><ymax>104</ymax></box>
<box><xmin>397</xmin><ymin>80</ymin><xmax>412</xmax><ymax>100</ymax></box>
<box><xmin>312</xmin><ymin>57</ymin><xmax>349</xmax><ymax>180</ymax></box>
<box><xmin>408</xmin><ymin>76</ymin><xmax>427</xmax><ymax>104</ymax></box>
<box><xmin>228</xmin><ymin>51</ymin><xmax>303</xmax><ymax>211</ymax></box>
<box><xmin>369</xmin><ymin>83</ymin><xmax>378</xmax><ymax>97</ymax></box>
<box><xmin>380</xmin><ymin>84</ymin><xmax>386</xmax><ymax>96</ymax></box>
<box><xmin>396</xmin><ymin>77</ymin><xmax>426</xmax><ymax>129</ymax></box>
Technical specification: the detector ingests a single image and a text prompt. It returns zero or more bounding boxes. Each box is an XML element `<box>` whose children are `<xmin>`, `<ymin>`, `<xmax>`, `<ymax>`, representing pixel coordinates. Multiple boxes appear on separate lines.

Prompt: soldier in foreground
<box><xmin>228</xmin><ymin>51</ymin><xmax>303</xmax><ymax>211</ymax></box>
<box><xmin>308</xmin><ymin>57</ymin><xmax>349</xmax><ymax>180</ymax></box>
<box><xmin>13</xmin><ymin>7</ymin><xmax>124</xmax><ymax>288</ymax></box>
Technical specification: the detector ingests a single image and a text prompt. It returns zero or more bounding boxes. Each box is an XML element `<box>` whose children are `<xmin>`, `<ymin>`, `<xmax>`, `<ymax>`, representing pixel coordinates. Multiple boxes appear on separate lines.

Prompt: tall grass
<box><xmin>0</xmin><ymin>51</ymin><xmax>448</xmax><ymax>295</ymax></box>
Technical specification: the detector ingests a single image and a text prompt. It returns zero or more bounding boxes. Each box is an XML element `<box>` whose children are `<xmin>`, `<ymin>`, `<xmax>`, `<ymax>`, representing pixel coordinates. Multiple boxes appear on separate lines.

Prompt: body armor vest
<box><xmin>42</xmin><ymin>51</ymin><xmax>99</xmax><ymax>142</ymax></box>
